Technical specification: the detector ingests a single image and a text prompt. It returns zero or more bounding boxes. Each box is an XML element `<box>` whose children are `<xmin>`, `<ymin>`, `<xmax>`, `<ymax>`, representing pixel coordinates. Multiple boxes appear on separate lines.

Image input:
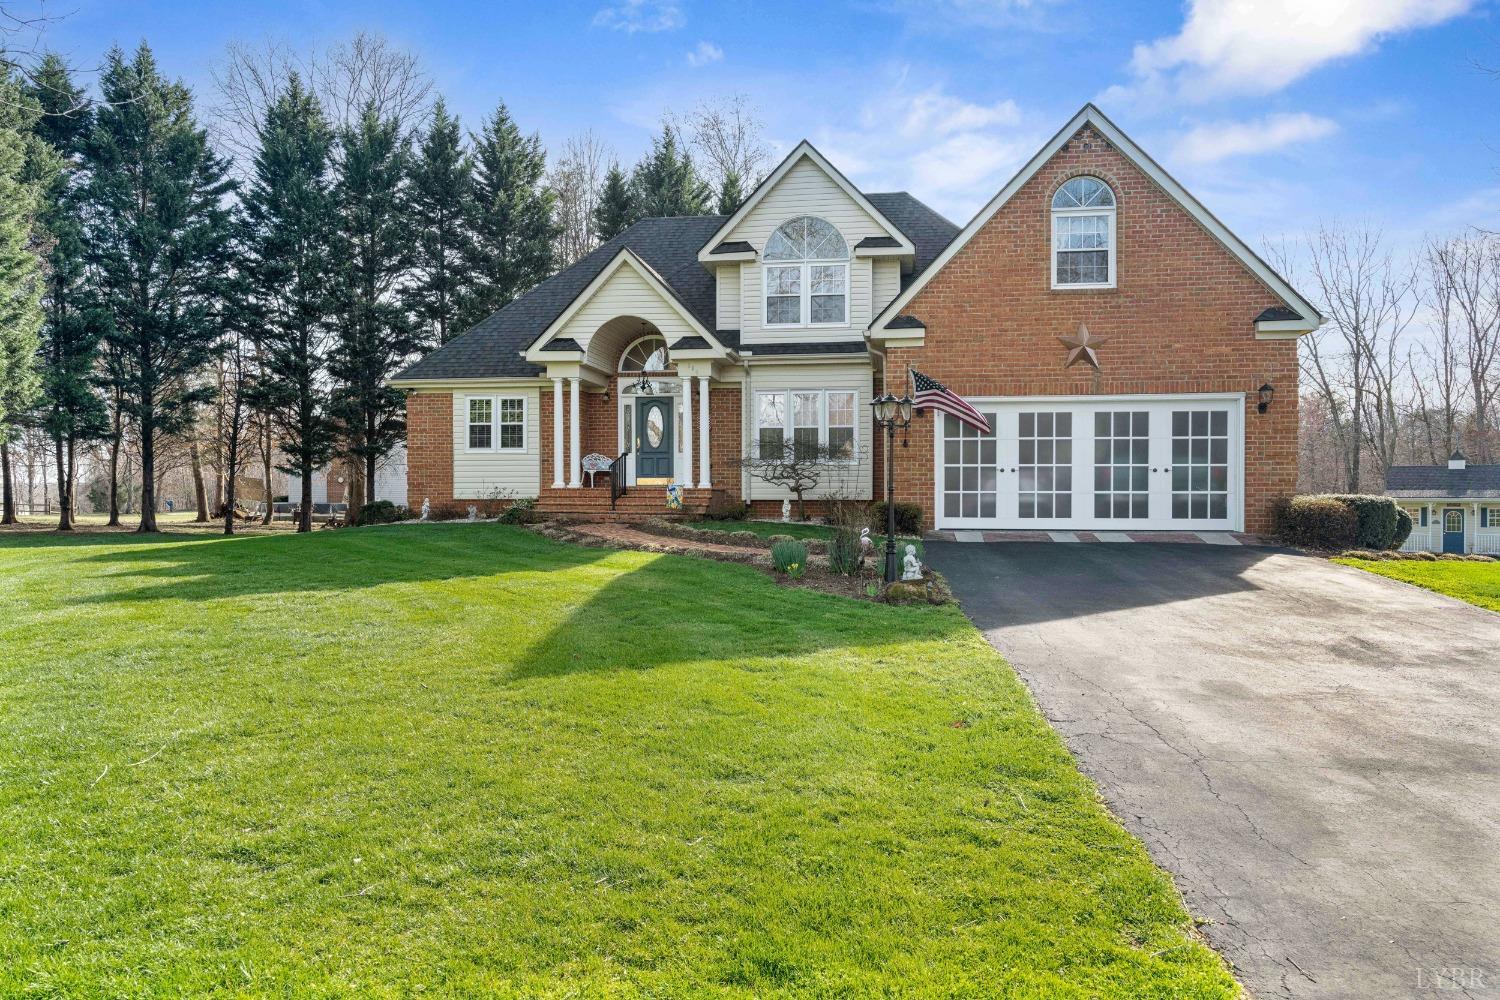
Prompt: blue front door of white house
<box><xmin>1443</xmin><ymin>508</ymin><xmax>1465</xmax><ymax>554</ymax></box>
<box><xmin>635</xmin><ymin>397</ymin><xmax>673</xmax><ymax>481</ymax></box>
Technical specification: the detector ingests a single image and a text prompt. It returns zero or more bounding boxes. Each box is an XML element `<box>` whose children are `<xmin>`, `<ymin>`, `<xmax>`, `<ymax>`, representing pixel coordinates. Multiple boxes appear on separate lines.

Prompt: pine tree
<box><xmin>629</xmin><ymin>125</ymin><xmax>711</xmax><ymax>219</ymax></box>
<box><xmin>0</xmin><ymin>75</ymin><xmax>50</xmax><ymax>524</ymax></box>
<box><xmin>240</xmin><ymin>73</ymin><xmax>338</xmax><ymax>534</ymax></box>
<box><xmin>593</xmin><ymin>163</ymin><xmax>635</xmax><ymax>242</ymax></box>
<box><xmin>27</xmin><ymin>55</ymin><xmax>107</xmax><ymax>531</ymax></box>
<box><xmin>408</xmin><ymin>98</ymin><xmax>472</xmax><ymax>345</ymax></box>
<box><xmin>327</xmin><ymin>104</ymin><xmax>420</xmax><ymax>521</ymax></box>
<box><xmin>459</xmin><ymin>101</ymin><xmax>557</xmax><ymax>327</ymax></box>
<box><xmin>716</xmin><ymin>168</ymin><xmax>744</xmax><ymax>216</ymax></box>
<box><xmin>82</xmin><ymin>44</ymin><xmax>236</xmax><ymax>532</ymax></box>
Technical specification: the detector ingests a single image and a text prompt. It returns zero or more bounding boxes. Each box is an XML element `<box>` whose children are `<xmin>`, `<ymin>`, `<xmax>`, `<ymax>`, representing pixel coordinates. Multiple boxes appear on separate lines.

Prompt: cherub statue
<box><xmin>466</xmin><ymin>504</ymin><xmax>478</xmax><ymax>522</ymax></box>
<box><xmin>420</xmin><ymin>497</ymin><xmax>431</xmax><ymax>522</ymax></box>
<box><xmin>901</xmin><ymin>544</ymin><xmax>923</xmax><ymax>581</ymax></box>
<box><xmin>781</xmin><ymin>498</ymin><xmax>791</xmax><ymax>522</ymax></box>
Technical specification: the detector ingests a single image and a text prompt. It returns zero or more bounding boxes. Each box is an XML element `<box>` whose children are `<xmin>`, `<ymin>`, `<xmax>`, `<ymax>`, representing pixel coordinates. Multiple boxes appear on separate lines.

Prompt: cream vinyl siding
<box><xmin>745</xmin><ymin>362</ymin><xmax>873</xmax><ymax>501</ymax></box>
<box><xmin>452</xmin><ymin>390</ymin><xmax>541</xmax><ymax>499</ymax></box>
<box><xmin>728</xmin><ymin>159</ymin><xmax>892</xmax><ymax>345</ymax></box>
<box><xmin>716</xmin><ymin>264</ymin><xmax>740</xmax><ymax>330</ymax></box>
<box><xmin>556</xmin><ymin>266</ymin><xmax>699</xmax><ymax>370</ymax></box>
<box><xmin>872</xmin><ymin>258</ymin><xmax>901</xmax><ymax>318</ymax></box>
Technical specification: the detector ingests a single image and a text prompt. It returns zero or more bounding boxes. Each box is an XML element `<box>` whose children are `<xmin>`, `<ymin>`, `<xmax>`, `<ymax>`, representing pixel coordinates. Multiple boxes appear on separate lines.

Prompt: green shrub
<box><xmin>771</xmin><ymin>539</ymin><xmax>808</xmax><ymax>578</ymax></box>
<box><xmin>828</xmin><ymin>527</ymin><xmax>864</xmax><ymax>576</ymax></box>
<box><xmin>703</xmin><ymin>494</ymin><xmax>749</xmax><ymax>521</ymax></box>
<box><xmin>1326</xmin><ymin>494</ymin><xmax>1401</xmax><ymax>549</ymax></box>
<box><xmin>498</xmin><ymin>497</ymin><xmax>537</xmax><ymax>525</ymax></box>
<box><xmin>1272</xmin><ymin>495</ymin><xmax>1359</xmax><ymax>550</ymax></box>
<box><xmin>871</xmin><ymin>501</ymin><xmax>923</xmax><ymax>536</ymax></box>
<box><xmin>358</xmin><ymin>500</ymin><xmax>406</xmax><ymax>524</ymax></box>
<box><xmin>1391</xmin><ymin>506</ymin><xmax>1413</xmax><ymax>550</ymax></box>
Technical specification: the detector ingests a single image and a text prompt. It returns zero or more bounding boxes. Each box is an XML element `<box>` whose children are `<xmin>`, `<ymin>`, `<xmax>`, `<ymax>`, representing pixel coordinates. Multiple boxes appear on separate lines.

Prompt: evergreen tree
<box><xmin>240</xmin><ymin>73</ymin><xmax>338</xmax><ymax>534</ymax></box>
<box><xmin>327</xmin><ymin>104</ymin><xmax>420</xmax><ymax>520</ymax></box>
<box><xmin>27</xmin><ymin>55</ymin><xmax>107</xmax><ymax>531</ymax></box>
<box><xmin>593</xmin><ymin>162</ymin><xmax>635</xmax><ymax>242</ymax></box>
<box><xmin>408</xmin><ymin>98</ymin><xmax>472</xmax><ymax>345</ymax></box>
<box><xmin>82</xmin><ymin>44</ymin><xmax>236</xmax><ymax>532</ymax></box>
<box><xmin>459</xmin><ymin>101</ymin><xmax>557</xmax><ymax>327</ymax></box>
<box><xmin>716</xmin><ymin>168</ymin><xmax>744</xmax><ymax>216</ymax></box>
<box><xmin>629</xmin><ymin>125</ymin><xmax>711</xmax><ymax>219</ymax></box>
<box><xmin>0</xmin><ymin>75</ymin><xmax>48</xmax><ymax>524</ymax></box>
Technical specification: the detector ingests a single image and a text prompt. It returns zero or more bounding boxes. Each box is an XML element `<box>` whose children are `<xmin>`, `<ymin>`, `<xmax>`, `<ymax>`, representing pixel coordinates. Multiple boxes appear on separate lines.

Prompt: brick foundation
<box><xmin>406</xmin><ymin>392</ymin><xmax>454</xmax><ymax>506</ymax></box>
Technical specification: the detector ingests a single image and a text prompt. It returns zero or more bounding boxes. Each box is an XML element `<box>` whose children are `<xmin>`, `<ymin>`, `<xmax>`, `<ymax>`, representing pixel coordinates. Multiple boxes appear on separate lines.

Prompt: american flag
<box><xmin>910</xmin><ymin>369</ymin><xmax>990</xmax><ymax>433</ymax></box>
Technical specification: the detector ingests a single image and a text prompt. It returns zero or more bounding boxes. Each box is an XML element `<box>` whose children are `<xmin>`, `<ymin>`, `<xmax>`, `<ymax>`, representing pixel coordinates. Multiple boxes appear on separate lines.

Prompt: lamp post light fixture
<box><xmin>1256</xmin><ymin>382</ymin><xmax>1275</xmax><ymax>414</ymax></box>
<box><xmin>870</xmin><ymin>392</ymin><xmax>915</xmax><ymax>583</ymax></box>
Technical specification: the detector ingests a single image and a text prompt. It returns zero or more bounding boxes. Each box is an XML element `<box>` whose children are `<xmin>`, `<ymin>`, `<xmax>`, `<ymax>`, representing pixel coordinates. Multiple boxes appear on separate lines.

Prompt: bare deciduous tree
<box><xmin>1426</xmin><ymin>233</ymin><xmax>1500</xmax><ymax>462</ymax></box>
<box><xmin>548</xmin><ymin>130</ymin><xmax>612</xmax><ymax>266</ymax></box>
<box><xmin>676</xmin><ymin>94</ymin><xmax>770</xmax><ymax>192</ymax></box>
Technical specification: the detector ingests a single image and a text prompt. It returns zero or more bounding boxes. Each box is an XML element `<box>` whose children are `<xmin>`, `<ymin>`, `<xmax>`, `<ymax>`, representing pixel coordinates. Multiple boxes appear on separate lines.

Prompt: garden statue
<box><xmin>466</xmin><ymin>504</ymin><xmax>478</xmax><ymax>522</ymax></box>
<box><xmin>860</xmin><ymin>527</ymin><xmax>872</xmax><ymax>553</ymax></box>
<box><xmin>781</xmin><ymin>499</ymin><xmax>791</xmax><ymax>522</ymax></box>
<box><xmin>901</xmin><ymin>544</ymin><xmax>923</xmax><ymax>581</ymax></box>
<box><xmin>420</xmin><ymin>498</ymin><xmax>431</xmax><ymax>522</ymax></box>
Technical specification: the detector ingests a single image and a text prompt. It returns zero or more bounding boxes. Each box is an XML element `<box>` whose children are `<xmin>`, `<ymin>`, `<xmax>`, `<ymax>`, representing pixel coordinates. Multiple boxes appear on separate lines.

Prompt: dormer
<box><xmin>698</xmin><ymin>141</ymin><xmax>917</xmax><ymax>346</ymax></box>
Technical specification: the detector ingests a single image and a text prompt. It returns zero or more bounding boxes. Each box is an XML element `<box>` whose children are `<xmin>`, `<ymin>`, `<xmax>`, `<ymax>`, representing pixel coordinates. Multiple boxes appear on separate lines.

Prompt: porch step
<box><xmin>536</xmin><ymin>485</ymin><xmax>724</xmax><ymax>518</ymax></box>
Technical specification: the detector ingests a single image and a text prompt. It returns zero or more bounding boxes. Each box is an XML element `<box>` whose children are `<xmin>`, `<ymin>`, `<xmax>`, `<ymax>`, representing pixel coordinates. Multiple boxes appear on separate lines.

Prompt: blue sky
<box><xmin>30</xmin><ymin>0</ymin><xmax>1500</xmax><ymax>254</ymax></box>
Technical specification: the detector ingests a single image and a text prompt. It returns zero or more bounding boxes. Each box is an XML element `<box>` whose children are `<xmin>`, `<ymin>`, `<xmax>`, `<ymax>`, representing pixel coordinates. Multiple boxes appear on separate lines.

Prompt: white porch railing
<box><xmin>1400</xmin><ymin>528</ymin><xmax>1439</xmax><ymax>553</ymax></box>
<box><xmin>1475</xmin><ymin>531</ymin><xmax>1500</xmax><ymax>555</ymax></box>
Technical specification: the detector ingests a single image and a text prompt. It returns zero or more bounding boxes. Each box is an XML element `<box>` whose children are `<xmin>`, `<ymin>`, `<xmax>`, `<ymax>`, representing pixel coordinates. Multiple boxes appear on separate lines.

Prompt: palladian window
<box><xmin>1051</xmin><ymin>176</ymin><xmax>1116</xmax><ymax>288</ymax></box>
<box><xmin>764</xmin><ymin>216</ymin><xmax>848</xmax><ymax>326</ymax></box>
<box><xmin>619</xmin><ymin>335</ymin><xmax>673</xmax><ymax>373</ymax></box>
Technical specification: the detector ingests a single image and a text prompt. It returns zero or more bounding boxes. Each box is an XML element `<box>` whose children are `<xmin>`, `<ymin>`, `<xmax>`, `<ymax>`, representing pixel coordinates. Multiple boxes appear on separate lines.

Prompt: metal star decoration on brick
<box><xmin>1057</xmin><ymin>321</ymin><xmax>1109</xmax><ymax>370</ymax></box>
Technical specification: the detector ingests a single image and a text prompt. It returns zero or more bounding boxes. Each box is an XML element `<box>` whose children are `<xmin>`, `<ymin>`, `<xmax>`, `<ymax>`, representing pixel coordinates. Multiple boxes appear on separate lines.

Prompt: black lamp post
<box><xmin>870</xmin><ymin>392</ymin><xmax>915</xmax><ymax>583</ymax></box>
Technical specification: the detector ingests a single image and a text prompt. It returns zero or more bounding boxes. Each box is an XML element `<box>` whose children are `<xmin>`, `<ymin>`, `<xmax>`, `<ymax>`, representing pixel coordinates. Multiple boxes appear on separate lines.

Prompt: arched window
<box><xmin>1051</xmin><ymin>176</ymin><xmax>1116</xmax><ymax>288</ymax></box>
<box><xmin>619</xmin><ymin>335</ymin><xmax>673</xmax><ymax>372</ymax></box>
<box><xmin>763</xmin><ymin>216</ymin><xmax>849</xmax><ymax>326</ymax></box>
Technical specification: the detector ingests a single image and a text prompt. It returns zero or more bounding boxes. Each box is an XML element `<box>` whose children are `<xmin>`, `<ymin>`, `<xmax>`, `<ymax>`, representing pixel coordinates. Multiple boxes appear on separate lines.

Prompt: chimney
<box><xmin>1449</xmin><ymin>450</ymin><xmax>1468</xmax><ymax>471</ymax></box>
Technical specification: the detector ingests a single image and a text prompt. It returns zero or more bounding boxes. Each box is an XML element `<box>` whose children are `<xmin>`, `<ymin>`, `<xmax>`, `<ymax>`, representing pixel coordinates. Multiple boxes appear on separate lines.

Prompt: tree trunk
<box><xmin>138</xmin><ymin>424</ymin><xmax>158</xmax><ymax>533</ymax></box>
<box><xmin>223</xmin><ymin>448</ymin><xmax>237</xmax><ymax>537</ymax></box>
<box><xmin>54</xmin><ymin>433</ymin><xmax>73</xmax><ymax>531</ymax></box>
<box><xmin>298</xmin><ymin>457</ymin><xmax>313</xmax><ymax>533</ymax></box>
<box><xmin>260</xmin><ymin>421</ymin><xmax>274</xmax><ymax>526</ymax></box>
<box><xmin>107</xmin><ymin>403</ymin><xmax>122</xmax><ymax>526</ymax></box>
<box><xmin>189</xmin><ymin>437</ymin><xmax>209</xmax><ymax>522</ymax></box>
<box><xmin>0</xmin><ymin>440</ymin><xmax>15</xmax><ymax>525</ymax></box>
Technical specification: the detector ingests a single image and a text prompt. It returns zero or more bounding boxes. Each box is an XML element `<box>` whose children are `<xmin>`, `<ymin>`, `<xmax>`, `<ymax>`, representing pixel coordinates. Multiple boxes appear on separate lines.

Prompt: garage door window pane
<box><xmin>941</xmin><ymin>409</ymin><xmax>997</xmax><ymax>522</ymax></box>
<box><xmin>1094</xmin><ymin>410</ymin><xmax>1149</xmax><ymax>519</ymax></box>
<box><xmin>1019</xmin><ymin>411</ymin><xmax>1072</xmax><ymax>520</ymax></box>
<box><xmin>1172</xmin><ymin>408</ymin><xmax>1229</xmax><ymax>521</ymax></box>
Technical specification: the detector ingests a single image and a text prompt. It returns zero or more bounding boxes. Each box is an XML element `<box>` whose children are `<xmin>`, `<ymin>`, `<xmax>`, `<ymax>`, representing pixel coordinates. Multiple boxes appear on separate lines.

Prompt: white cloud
<box><xmin>1172</xmin><ymin>112</ymin><xmax>1339</xmax><ymax>164</ymax></box>
<box><xmin>1113</xmin><ymin>0</ymin><xmax>1474</xmax><ymax>102</ymax></box>
<box><xmin>686</xmin><ymin>41</ymin><xmax>723</xmax><ymax>67</ymax></box>
<box><xmin>592</xmin><ymin>0</ymin><xmax>684</xmax><ymax>33</ymax></box>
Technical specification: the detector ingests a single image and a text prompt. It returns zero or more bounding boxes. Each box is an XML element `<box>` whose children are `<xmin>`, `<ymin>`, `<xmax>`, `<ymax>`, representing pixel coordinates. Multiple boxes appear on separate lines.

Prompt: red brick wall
<box><xmin>406</xmin><ymin>392</ymin><xmax>453</xmax><ymax>505</ymax></box>
<box><xmin>887</xmin><ymin>123</ymin><xmax>1300</xmax><ymax>533</ymax></box>
<box><xmin>708</xmin><ymin>386</ymin><xmax>742</xmax><ymax>498</ymax></box>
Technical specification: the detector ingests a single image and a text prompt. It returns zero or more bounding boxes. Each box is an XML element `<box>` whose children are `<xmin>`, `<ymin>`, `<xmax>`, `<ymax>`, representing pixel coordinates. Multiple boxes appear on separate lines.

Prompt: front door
<box><xmin>635</xmin><ymin>397</ymin><xmax>674</xmax><ymax>482</ymax></box>
<box><xmin>1443</xmin><ymin>508</ymin><xmax>1465</xmax><ymax>554</ymax></box>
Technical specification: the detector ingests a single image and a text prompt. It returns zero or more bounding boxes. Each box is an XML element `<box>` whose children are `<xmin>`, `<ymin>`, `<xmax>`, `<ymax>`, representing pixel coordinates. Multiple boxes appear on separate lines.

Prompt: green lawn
<box><xmin>1336</xmin><ymin>557</ymin><xmax>1500</xmax><ymax>612</ymax></box>
<box><xmin>0</xmin><ymin>524</ymin><xmax>1235</xmax><ymax>997</ymax></box>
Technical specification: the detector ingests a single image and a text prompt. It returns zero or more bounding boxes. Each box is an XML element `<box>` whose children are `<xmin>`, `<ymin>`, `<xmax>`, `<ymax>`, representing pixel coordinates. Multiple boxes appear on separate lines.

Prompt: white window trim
<box><xmin>1050</xmin><ymin>181</ymin><xmax>1117</xmax><ymax>291</ymax></box>
<box><xmin>753</xmin><ymin>388</ymin><xmax>859</xmax><ymax>463</ymax></box>
<box><xmin>763</xmin><ymin>260</ymin><xmax>850</xmax><ymax>329</ymax></box>
<box><xmin>463</xmin><ymin>394</ymin><xmax>529</xmax><ymax>454</ymax></box>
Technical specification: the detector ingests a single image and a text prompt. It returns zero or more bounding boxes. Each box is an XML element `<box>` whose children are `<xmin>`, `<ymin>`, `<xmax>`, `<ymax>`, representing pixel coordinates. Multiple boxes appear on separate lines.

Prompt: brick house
<box><xmin>392</xmin><ymin>105</ymin><xmax>1319</xmax><ymax>533</ymax></box>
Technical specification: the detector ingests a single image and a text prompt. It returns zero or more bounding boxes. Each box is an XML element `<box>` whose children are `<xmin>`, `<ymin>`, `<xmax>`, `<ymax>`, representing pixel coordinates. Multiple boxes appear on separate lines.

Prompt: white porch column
<box><xmin>568</xmin><ymin>377</ymin><xmax>582</xmax><ymax>488</ymax></box>
<box><xmin>681</xmin><ymin>375</ymin><xmax>694</xmax><ymax>486</ymax></box>
<box><xmin>551</xmin><ymin>377</ymin><xmax>564</xmax><ymax>488</ymax></box>
<box><xmin>697</xmin><ymin>375</ymin><xmax>711</xmax><ymax>488</ymax></box>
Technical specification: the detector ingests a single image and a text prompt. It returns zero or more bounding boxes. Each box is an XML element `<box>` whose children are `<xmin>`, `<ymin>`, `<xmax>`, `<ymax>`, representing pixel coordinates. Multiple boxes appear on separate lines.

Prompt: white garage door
<box><xmin>934</xmin><ymin>394</ymin><xmax>1244</xmax><ymax>532</ymax></box>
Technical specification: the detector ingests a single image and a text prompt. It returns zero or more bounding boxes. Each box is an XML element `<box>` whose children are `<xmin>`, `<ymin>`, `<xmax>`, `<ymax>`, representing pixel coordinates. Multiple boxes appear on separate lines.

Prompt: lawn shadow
<box><xmin>509</xmin><ymin>546</ymin><xmax>970</xmax><ymax>680</ymax></box>
<box><xmin>59</xmin><ymin>524</ymin><xmax>612</xmax><ymax>605</ymax></box>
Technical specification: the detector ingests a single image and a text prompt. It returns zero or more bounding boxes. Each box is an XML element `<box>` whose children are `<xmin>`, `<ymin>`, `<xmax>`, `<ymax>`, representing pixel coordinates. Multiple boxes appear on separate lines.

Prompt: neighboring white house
<box><xmin>1386</xmin><ymin>451</ymin><xmax>1500</xmax><ymax>555</ymax></box>
<box><xmin>284</xmin><ymin>443</ymin><xmax>409</xmax><ymax>508</ymax></box>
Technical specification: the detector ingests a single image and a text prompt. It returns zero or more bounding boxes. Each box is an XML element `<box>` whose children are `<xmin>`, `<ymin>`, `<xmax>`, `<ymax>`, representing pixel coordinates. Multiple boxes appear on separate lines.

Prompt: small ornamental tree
<box><xmin>735</xmin><ymin>441</ymin><xmax>862</xmax><ymax>522</ymax></box>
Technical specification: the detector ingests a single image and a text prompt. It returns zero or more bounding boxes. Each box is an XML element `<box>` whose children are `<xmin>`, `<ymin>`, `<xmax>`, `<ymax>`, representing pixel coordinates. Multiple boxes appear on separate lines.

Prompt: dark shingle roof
<box><xmin>855</xmin><ymin>235</ymin><xmax>903</xmax><ymax>250</ymax></box>
<box><xmin>865</xmin><ymin>192</ymin><xmax>960</xmax><ymax>285</ymax></box>
<box><xmin>670</xmin><ymin>336</ymin><xmax>713</xmax><ymax>350</ymax></box>
<box><xmin>540</xmin><ymin>337</ymin><xmax>582</xmax><ymax>352</ymax></box>
<box><xmin>395</xmin><ymin>215</ymin><xmax>726</xmax><ymax>381</ymax></box>
<box><xmin>741</xmin><ymin>341</ymin><xmax>869</xmax><ymax>356</ymax></box>
<box><xmin>711</xmin><ymin>240</ymin><xmax>754</xmax><ymax>255</ymax></box>
<box><xmin>395</xmin><ymin>190</ymin><xmax>957</xmax><ymax>382</ymax></box>
<box><xmin>1256</xmin><ymin>305</ymin><xmax>1304</xmax><ymax>323</ymax></box>
<box><xmin>887</xmin><ymin>315</ymin><xmax>925</xmax><ymax>329</ymax></box>
<box><xmin>1386</xmin><ymin>464</ymin><xmax>1500</xmax><ymax>499</ymax></box>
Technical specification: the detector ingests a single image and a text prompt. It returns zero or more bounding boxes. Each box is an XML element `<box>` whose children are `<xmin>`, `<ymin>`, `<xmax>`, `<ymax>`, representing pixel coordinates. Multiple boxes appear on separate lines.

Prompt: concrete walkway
<box><xmin>927</xmin><ymin>542</ymin><xmax>1500</xmax><ymax>999</ymax></box>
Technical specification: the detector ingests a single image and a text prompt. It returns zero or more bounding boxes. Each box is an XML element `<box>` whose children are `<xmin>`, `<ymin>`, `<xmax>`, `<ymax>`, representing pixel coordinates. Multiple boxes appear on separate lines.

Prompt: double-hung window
<box><xmin>755</xmin><ymin>389</ymin><xmax>858</xmax><ymax>461</ymax></box>
<box><xmin>1051</xmin><ymin>176</ymin><xmax>1116</xmax><ymax>289</ymax></box>
<box><xmin>763</xmin><ymin>216</ymin><xmax>848</xmax><ymax>326</ymax></box>
<box><xmin>466</xmin><ymin>395</ymin><xmax>527</xmax><ymax>452</ymax></box>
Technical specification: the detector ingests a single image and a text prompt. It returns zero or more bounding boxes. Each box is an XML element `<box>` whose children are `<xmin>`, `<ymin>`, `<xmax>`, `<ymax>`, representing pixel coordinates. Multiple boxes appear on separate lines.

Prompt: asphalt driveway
<box><xmin>926</xmin><ymin>541</ymin><xmax>1500</xmax><ymax>999</ymax></box>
